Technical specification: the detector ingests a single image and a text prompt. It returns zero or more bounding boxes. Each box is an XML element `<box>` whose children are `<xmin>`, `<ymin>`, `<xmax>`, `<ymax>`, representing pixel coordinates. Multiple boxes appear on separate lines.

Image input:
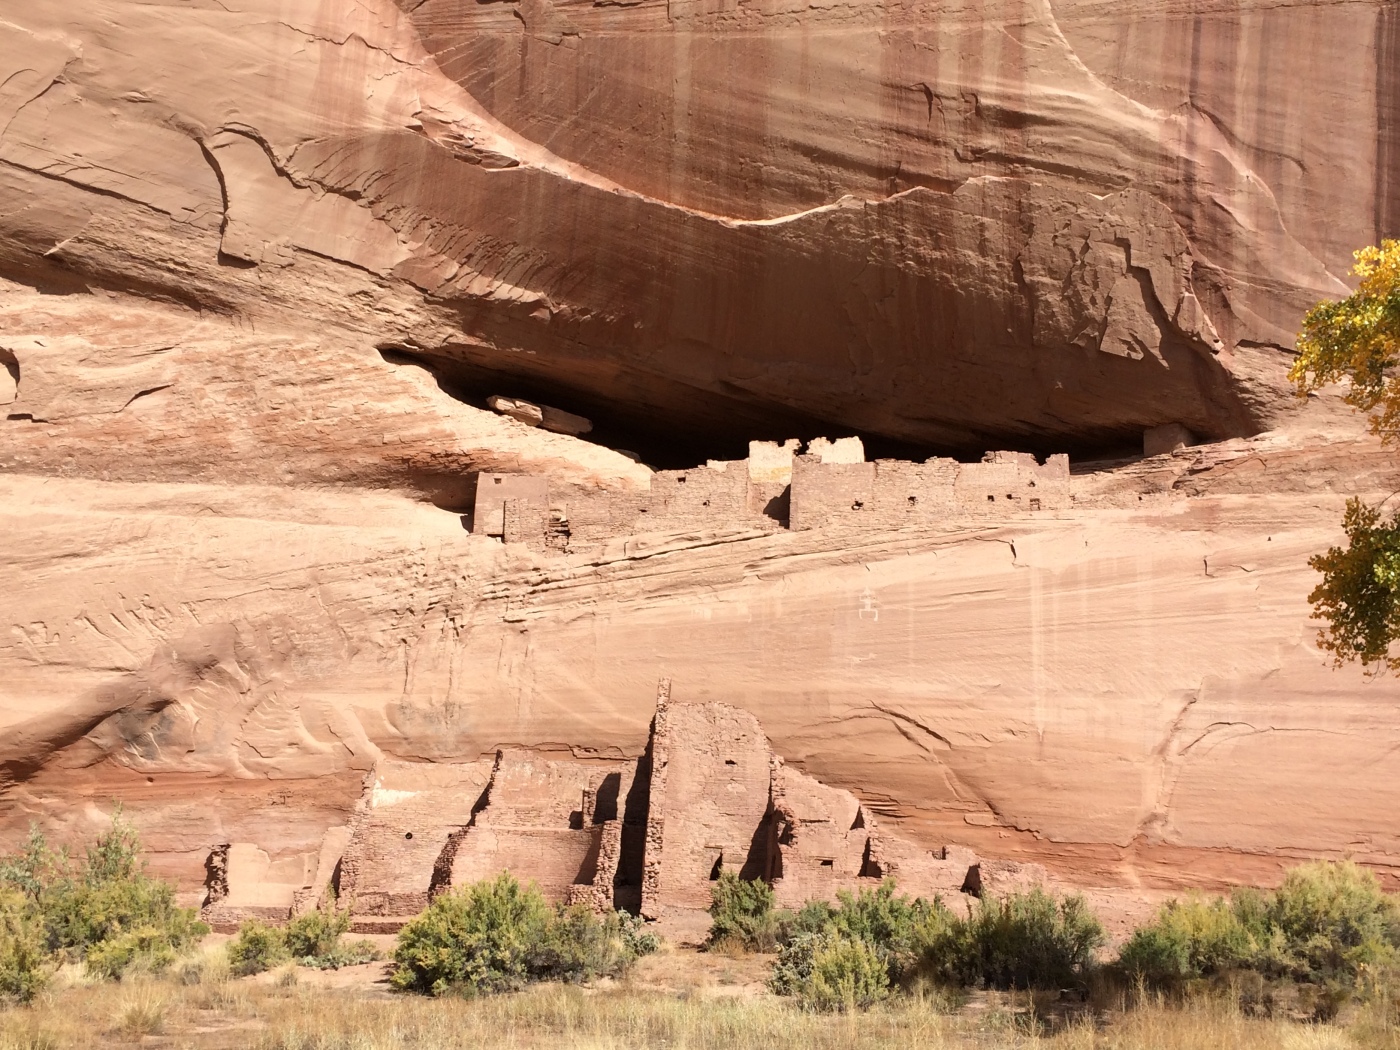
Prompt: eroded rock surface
<box><xmin>1</xmin><ymin>0</ymin><xmax>1395</xmax><ymax>453</ymax></box>
<box><xmin>1</xmin><ymin>0</ymin><xmax>1399</xmax><ymax>923</ymax></box>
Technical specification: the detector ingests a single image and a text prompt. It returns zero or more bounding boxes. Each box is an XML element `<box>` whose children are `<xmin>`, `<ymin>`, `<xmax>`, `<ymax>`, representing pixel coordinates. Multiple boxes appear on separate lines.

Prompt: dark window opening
<box><xmin>724</xmin><ymin>759</ymin><xmax>737</xmax><ymax>766</ymax></box>
<box><xmin>819</xmin><ymin>859</ymin><xmax>834</xmax><ymax>868</ymax></box>
<box><xmin>709</xmin><ymin>855</ymin><xmax>724</xmax><ymax>880</ymax></box>
<box><xmin>702</xmin><ymin>500</ymin><xmax>710</xmax><ymax>507</ymax></box>
<box><xmin>1030</xmin><ymin>498</ymin><xmax>1041</xmax><ymax>511</ymax></box>
<box><xmin>907</xmin><ymin>496</ymin><xmax>917</xmax><ymax>506</ymax></box>
<box><xmin>677</xmin><ymin>475</ymin><xmax>686</xmax><ymax>483</ymax></box>
<box><xmin>1028</xmin><ymin>480</ymin><xmax>1036</xmax><ymax>488</ymax></box>
<box><xmin>493</xmin><ymin>477</ymin><xmax>502</xmax><ymax>485</ymax></box>
<box><xmin>852</xmin><ymin>500</ymin><xmax>864</xmax><ymax>510</ymax></box>
<box><xmin>987</xmin><ymin>494</ymin><xmax>995</xmax><ymax>502</ymax></box>
<box><xmin>404</xmin><ymin>832</ymin><xmax>414</xmax><ymax>840</ymax></box>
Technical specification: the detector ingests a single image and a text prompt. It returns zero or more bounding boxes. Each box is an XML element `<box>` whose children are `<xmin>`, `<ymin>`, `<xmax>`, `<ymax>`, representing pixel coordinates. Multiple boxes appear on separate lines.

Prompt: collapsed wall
<box><xmin>201</xmin><ymin>688</ymin><xmax>1042</xmax><ymax>931</ymax></box>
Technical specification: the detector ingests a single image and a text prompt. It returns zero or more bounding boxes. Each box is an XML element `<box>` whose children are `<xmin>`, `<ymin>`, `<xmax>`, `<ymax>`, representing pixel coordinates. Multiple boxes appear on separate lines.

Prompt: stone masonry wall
<box><xmin>449</xmin><ymin>750</ymin><xmax>628</xmax><ymax>903</ymax></box>
<box><xmin>334</xmin><ymin>759</ymin><xmax>494</xmax><ymax>918</ymax></box>
<box><xmin>640</xmin><ymin>699</ymin><xmax>775</xmax><ymax>918</ymax></box>
<box><xmin>474</xmin><ymin>442</ymin><xmax>1073</xmax><ymax>550</ymax></box>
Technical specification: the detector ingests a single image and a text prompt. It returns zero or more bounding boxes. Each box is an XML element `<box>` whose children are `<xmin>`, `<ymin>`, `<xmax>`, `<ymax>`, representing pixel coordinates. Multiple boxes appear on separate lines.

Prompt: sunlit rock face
<box><xmin>1</xmin><ymin>0</ymin><xmax>1400</xmax><ymax>912</ymax></box>
<box><xmin>2</xmin><ymin>0</ymin><xmax>1396</xmax><ymax>454</ymax></box>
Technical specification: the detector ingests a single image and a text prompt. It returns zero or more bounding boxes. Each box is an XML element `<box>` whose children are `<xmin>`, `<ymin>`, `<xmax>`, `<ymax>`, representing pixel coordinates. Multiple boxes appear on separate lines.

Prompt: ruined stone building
<box><xmin>201</xmin><ymin>686</ymin><xmax>1042</xmax><ymax>933</ymax></box>
<box><xmin>470</xmin><ymin>438</ymin><xmax>1072</xmax><ymax>552</ymax></box>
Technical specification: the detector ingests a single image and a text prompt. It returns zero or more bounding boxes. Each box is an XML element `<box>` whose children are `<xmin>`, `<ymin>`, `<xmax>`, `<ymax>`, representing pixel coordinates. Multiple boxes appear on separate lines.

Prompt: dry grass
<box><xmin>2</xmin><ymin>948</ymin><xmax>1399</xmax><ymax>1050</ymax></box>
<box><xmin>113</xmin><ymin>982</ymin><xmax>167</xmax><ymax>1038</ymax></box>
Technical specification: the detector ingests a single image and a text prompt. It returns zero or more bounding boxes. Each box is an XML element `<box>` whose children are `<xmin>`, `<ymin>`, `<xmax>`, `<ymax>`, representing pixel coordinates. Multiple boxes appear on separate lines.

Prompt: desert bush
<box><xmin>1118</xmin><ymin>860</ymin><xmax>1400</xmax><ymax>991</ymax></box>
<box><xmin>391</xmin><ymin>872</ymin><xmax>652</xmax><ymax>997</ymax></box>
<box><xmin>227</xmin><ymin>897</ymin><xmax>379</xmax><ymax>975</ymax></box>
<box><xmin>770</xmin><ymin>930</ymin><xmax>890</xmax><ymax>1011</ymax></box>
<box><xmin>707</xmin><ymin>872</ymin><xmax>783</xmax><ymax>952</ymax></box>
<box><xmin>617</xmin><ymin>909</ymin><xmax>661</xmax><ymax>959</ymax></box>
<box><xmin>227</xmin><ymin>920</ymin><xmax>290</xmax><ymax>977</ymax></box>
<box><xmin>0</xmin><ymin>814</ymin><xmax>206</xmax><ymax>982</ymax></box>
<box><xmin>921</xmin><ymin>888</ymin><xmax>1104</xmax><ymax>990</ymax></box>
<box><xmin>282</xmin><ymin>896</ymin><xmax>378</xmax><ymax>969</ymax></box>
<box><xmin>1269</xmin><ymin>860</ymin><xmax>1400</xmax><ymax>982</ymax></box>
<box><xmin>770</xmin><ymin>880</ymin><xmax>957</xmax><ymax>1008</ymax></box>
<box><xmin>283</xmin><ymin>900</ymin><xmax>351</xmax><ymax>961</ymax></box>
<box><xmin>1118</xmin><ymin>894</ymin><xmax>1260</xmax><ymax>985</ymax></box>
<box><xmin>0</xmin><ymin>889</ymin><xmax>50</xmax><ymax>1004</ymax></box>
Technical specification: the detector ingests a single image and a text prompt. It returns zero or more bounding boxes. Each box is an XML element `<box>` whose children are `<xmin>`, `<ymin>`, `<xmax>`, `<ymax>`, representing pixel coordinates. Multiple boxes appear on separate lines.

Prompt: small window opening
<box><xmin>1007</xmin><ymin>493</ymin><xmax>1014</xmax><ymax>500</ymax></box>
<box><xmin>724</xmin><ymin>759</ymin><xmax>737</xmax><ymax>766</ymax></box>
<box><xmin>702</xmin><ymin>500</ymin><xmax>710</xmax><ymax>507</ymax></box>
<box><xmin>819</xmin><ymin>859</ymin><xmax>834</xmax><ymax>868</ymax></box>
<box><xmin>404</xmin><ymin>832</ymin><xmax>414</xmax><ymax>840</ymax></box>
<box><xmin>1030</xmin><ymin>498</ymin><xmax>1041</xmax><ymax>511</ymax></box>
<box><xmin>907</xmin><ymin>496</ymin><xmax>917</xmax><ymax>506</ymax></box>
<box><xmin>709</xmin><ymin>855</ymin><xmax>724</xmax><ymax>880</ymax></box>
<box><xmin>987</xmin><ymin>494</ymin><xmax>995</xmax><ymax>502</ymax></box>
<box><xmin>852</xmin><ymin>500</ymin><xmax>864</xmax><ymax>510</ymax></box>
<box><xmin>493</xmin><ymin>477</ymin><xmax>503</xmax><ymax>485</ymax></box>
<box><xmin>1028</xmin><ymin>480</ymin><xmax>1036</xmax><ymax>488</ymax></box>
<box><xmin>677</xmin><ymin>475</ymin><xmax>687</xmax><ymax>484</ymax></box>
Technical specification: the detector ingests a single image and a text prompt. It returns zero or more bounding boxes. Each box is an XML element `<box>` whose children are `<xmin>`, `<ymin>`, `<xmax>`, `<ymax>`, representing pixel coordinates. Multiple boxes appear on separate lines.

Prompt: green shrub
<box><xmin>822</xmin><ymin>881</ymin><xmax>945</xmax><ymax>975</ymax></box>
<box><xmin>227</xmin><ymin>920</ymin><xmax>289</xmax><ymax>977</ymax></box>
<box><xmin>0</xmin><ymin>889</ymin><xmax>50</xmax><ymax>1003</ymax></box>
<box><xmin>391</xmin><ymin>873</ymin><xmax>652</xmax><ymax>997</ymax></box>
<box><xmin>922</xmin><ymin>889</ymin><xmax>1104</xmax><ymax>990</ymax></box>
<box><xmin>771</xmin><ymin>931</ymin><xmax>889</xmax><ymax>1011</ymax></box>
<box><xmin>707</xmin><ymin>872</ymin><xmax>782</xmax><ymax>952</ymax></box>
<box><xmin>1117</xmin><ymin>861</ymin><xmax>1400</xmax><ymax>990</ymax></box>
<box><xmin>618</xmin><ymin>910</ymin><xmax>661</xmax><ymax>958</ymax></box>
<box><xmin>1118</xmin><ymin>894</ymin><xmax>1259</xmax><ymax>985</ymax></box>
<box><xmin>228</xmin><ymin>897</ymin><xmax>379</xmax><ymax>974</ymax></box>
<box><xmin>0</xmin><ymin>814</ymin><xmax>206</xmax><ymax>982</ymax></box>
<box><xmin>1270</xmin><ymin>860</ymin><xmax>1400</xmax><ymax>981</ymax></box>
<box><xmin>283</xmin><ymin>900</ymin><xmax>351</xmax><ymax>961</ymax></box>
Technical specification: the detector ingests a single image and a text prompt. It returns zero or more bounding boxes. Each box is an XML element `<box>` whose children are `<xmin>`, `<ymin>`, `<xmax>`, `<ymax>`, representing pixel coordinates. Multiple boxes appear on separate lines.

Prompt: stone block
<box><xmin>1144</xmin><ymin>423</ymin><xmax>1194</xmax><ymax>457</ymax></box>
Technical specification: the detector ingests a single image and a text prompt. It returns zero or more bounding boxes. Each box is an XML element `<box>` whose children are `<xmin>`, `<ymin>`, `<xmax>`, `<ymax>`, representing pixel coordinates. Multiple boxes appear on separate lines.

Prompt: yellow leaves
<box><xmin>1291</xmin><ymin>240</ymin><xmax>1400</xmax><ymax>442</ymax></box>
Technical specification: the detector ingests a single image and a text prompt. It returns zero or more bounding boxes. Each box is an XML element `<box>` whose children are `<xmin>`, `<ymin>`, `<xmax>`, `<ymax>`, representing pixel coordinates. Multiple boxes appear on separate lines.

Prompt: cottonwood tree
<box><xmin>1290</xmin><ymin>240</ymin><xmax>1400</xmax><ymax>672</ymax></box>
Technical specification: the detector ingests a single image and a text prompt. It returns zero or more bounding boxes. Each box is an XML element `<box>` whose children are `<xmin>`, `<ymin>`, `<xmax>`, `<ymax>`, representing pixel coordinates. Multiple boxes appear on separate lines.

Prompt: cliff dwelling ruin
<box><xmin>469</xmin><ymin>437</ymin><xmax>1072</xmax><ymax>550</ymax></box>
<box><xmin>201</xmin><ymin>684</ymin><xmax>1042</xmax><ymax>935</ymax></box>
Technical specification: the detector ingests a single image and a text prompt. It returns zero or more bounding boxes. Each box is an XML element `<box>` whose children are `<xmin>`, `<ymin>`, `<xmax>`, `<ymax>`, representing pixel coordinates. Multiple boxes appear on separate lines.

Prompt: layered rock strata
<box><xmin>1</xmin><ymin>0</ymin><xmax>1395</xmax><ymax>456</ymax></box>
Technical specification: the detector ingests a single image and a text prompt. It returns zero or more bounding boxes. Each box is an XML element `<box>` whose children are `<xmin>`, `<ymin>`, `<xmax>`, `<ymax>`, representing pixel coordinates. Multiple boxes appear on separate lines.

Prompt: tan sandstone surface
<box><xmin>1</xmin><ymin>0</ymin><xmax>1399</xmax><ymax>922</ymax></box>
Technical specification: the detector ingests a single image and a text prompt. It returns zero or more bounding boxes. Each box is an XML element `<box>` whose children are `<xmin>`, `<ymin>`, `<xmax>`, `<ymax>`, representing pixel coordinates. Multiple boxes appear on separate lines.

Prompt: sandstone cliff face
<box><xmin>2</xmin><ymin>0</ymin><xmax>1396</xmax><ymax>455</ymax></box>
<box><xmin>1</xmin><ymin>0</ymin><xmax>1399</xmax><ymax>911</ymax></box>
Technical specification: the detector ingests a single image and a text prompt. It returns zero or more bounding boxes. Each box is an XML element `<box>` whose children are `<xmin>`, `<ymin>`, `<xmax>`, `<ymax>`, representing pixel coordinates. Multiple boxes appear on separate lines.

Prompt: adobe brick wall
<box><xmin>766</xmin><ymin>761</ymin><xmax>876</xmax><ymax>907</ymax></box>
<box><xmin>241</xmin><ymin>695</ymin><xmax>1050</xmax><ymax>932</ymax></box>
<box><xmin>788</xmin><ymin>456</ymin><xmax>876</xmax><ymax>531</ymax></box>
<box><xmin>201</xmin><ymin>842</ymin><xmax>314</xmax><ymax>928</ymax></box>
<box><xmin>648</xmin><ymin>462</ymin><xmax>751</xmax><ymax>525</ymax></box>
<box><xmin>448</xmin><ymin>750</ymin><xmax>636</xmax><ymax>903</ymax></box>
<box><xmin>334</xmin><ymin>759</ymin><xmax>494</xmax><ymax>917</ymax></box>
<box><xmin>640</xmin><ymin>699</ymin><xmax>775</xmax><ymax>918</ymax></box>
<box><xmin>472</xmin><ymin>474</ymin><xmax>548</xmax><ymax>536</ymax></box>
